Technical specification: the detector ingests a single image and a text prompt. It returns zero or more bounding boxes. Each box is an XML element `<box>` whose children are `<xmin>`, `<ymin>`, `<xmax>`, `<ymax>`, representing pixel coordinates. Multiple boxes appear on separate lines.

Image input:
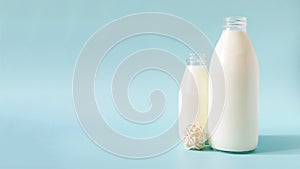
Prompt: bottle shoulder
<box><xmin>210</xmin><ymin>30</ymin><xmax>259</xmax><ymax>72</ymax></box>
<box><xmin>214</xmin><ymin>30</ymin><xmax>256</xmax><ymax>58</ymax></box>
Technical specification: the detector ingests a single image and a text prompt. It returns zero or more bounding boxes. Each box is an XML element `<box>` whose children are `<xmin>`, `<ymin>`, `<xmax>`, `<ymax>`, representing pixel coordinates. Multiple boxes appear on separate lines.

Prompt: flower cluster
<box><xmin>183</xmin><ymin>124</ymin><xmax>207</xmax><ymax>150</ymax></box>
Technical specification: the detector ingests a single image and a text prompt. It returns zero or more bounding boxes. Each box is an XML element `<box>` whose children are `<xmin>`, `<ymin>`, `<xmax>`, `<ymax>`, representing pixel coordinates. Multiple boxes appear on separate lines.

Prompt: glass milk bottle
<box><xmin>209</xmin><ymin>16</ymin><xmax>259</xmax><ymax>152</ymax></box>
<box><xmin>178</xmin><ymin>54</ymin><xmax>208</xmax><ymax>149</ymax></box>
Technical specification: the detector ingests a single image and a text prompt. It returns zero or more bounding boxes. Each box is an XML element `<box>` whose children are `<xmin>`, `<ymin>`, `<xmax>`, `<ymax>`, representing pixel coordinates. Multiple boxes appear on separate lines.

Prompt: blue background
<box><xmin>1</xmin><ymin>0</ymin><xmax>300</xmax><ymax>168</ymax></box>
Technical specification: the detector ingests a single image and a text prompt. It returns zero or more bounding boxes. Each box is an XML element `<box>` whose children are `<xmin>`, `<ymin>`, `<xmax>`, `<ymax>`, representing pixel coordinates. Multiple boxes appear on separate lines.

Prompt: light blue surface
<box><xmin>1</xmin><ymin>0</ymin><xmax>300</xmax><ymax>168</ymax></box>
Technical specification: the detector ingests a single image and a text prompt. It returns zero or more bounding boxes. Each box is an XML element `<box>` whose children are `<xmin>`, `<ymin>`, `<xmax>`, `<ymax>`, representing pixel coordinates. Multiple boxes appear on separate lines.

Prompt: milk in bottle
<box><xmin>209</xmin><ymin>16</ymin><xmax>259</xmax><ymax>152</ymax></box>
<box><xmin>179</xmin><ymin>54</ymin><xmax>208</xmax><ymax>143</ymax></box>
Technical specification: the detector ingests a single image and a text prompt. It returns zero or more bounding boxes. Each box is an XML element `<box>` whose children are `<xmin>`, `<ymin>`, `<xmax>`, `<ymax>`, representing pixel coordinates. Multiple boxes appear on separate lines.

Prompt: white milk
<box><xmin>209</xmin><ymin>17</ymin><xmax>259</xmax><ymax>152</ymax></box>
<box><xmin>179</xmin><ymin>55</ymin><xmax>208</xmax><ymax>139</ymax></box>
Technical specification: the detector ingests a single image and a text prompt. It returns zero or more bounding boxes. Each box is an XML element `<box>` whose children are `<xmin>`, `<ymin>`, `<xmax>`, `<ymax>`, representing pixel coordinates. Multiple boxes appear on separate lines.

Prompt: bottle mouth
<box><xmin>186</xmin><ymin>53</ymin><xmax>206</xmax><ymax>66</ymax></box>
<box><xmin>223</xmin><ymin>16</ymin><xmax>247</xmax><ymax>29</ymax></box>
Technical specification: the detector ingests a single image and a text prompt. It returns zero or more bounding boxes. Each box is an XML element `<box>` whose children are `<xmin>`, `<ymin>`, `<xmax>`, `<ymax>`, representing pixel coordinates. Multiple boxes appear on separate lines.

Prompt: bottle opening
<box><xmin>186</xmin><ymin>53</ymin><xmax>206</xmax><ymax>66</ymax></box>
<box><xmin>223</xmin><ymin>16</ymin><xmax>247</xmax><ymax>30</ymax></box>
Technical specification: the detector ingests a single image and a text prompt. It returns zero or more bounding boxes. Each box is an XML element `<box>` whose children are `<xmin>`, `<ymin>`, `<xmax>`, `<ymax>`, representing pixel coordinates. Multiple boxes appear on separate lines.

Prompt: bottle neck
<box><xmin>223</xmin><ymin>16</ymin><xmax>247</xmax><ymax>30</ymax></box>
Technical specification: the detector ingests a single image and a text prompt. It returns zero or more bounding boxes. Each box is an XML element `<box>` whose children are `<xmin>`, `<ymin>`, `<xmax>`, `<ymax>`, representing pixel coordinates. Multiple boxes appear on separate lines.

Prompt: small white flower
<box><xmin>183</xmin><ymin>124</ymin><xmax>207</xmax><ymax>150</ymax></box>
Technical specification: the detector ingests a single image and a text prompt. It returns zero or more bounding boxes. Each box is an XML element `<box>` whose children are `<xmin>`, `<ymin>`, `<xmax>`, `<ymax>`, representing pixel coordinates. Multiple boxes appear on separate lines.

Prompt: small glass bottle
<box><xmin>179</xmin><ymin>53</ymin><xmax>208</xmax><ymax>150</ymax></box>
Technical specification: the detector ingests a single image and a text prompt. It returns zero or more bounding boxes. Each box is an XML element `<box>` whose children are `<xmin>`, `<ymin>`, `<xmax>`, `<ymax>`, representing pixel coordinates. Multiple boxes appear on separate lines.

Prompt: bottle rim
<box><xmin>223</xmin><ymin>16</ymin><xmax>247</xmax><ymax>29</ymax></box>
<box><xmin>186</xmin><ymin>53</ymin><xmax>206</xmax><ymax>66</ymax></box>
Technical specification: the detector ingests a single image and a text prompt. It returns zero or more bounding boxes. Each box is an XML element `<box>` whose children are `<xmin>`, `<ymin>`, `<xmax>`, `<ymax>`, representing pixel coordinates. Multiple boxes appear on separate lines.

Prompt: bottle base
<box><xmin>211</xmin><ymin>145</ymin><xmax>257</xmax><ymax>154</ymax></box>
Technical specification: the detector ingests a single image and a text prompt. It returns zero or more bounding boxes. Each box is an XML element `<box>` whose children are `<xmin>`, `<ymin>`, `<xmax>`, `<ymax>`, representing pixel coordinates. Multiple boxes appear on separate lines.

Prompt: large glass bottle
<box><xmin>209</xmin><ymin>16</ymin><xmax>259</xmax><ymax>152</ymax></box>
